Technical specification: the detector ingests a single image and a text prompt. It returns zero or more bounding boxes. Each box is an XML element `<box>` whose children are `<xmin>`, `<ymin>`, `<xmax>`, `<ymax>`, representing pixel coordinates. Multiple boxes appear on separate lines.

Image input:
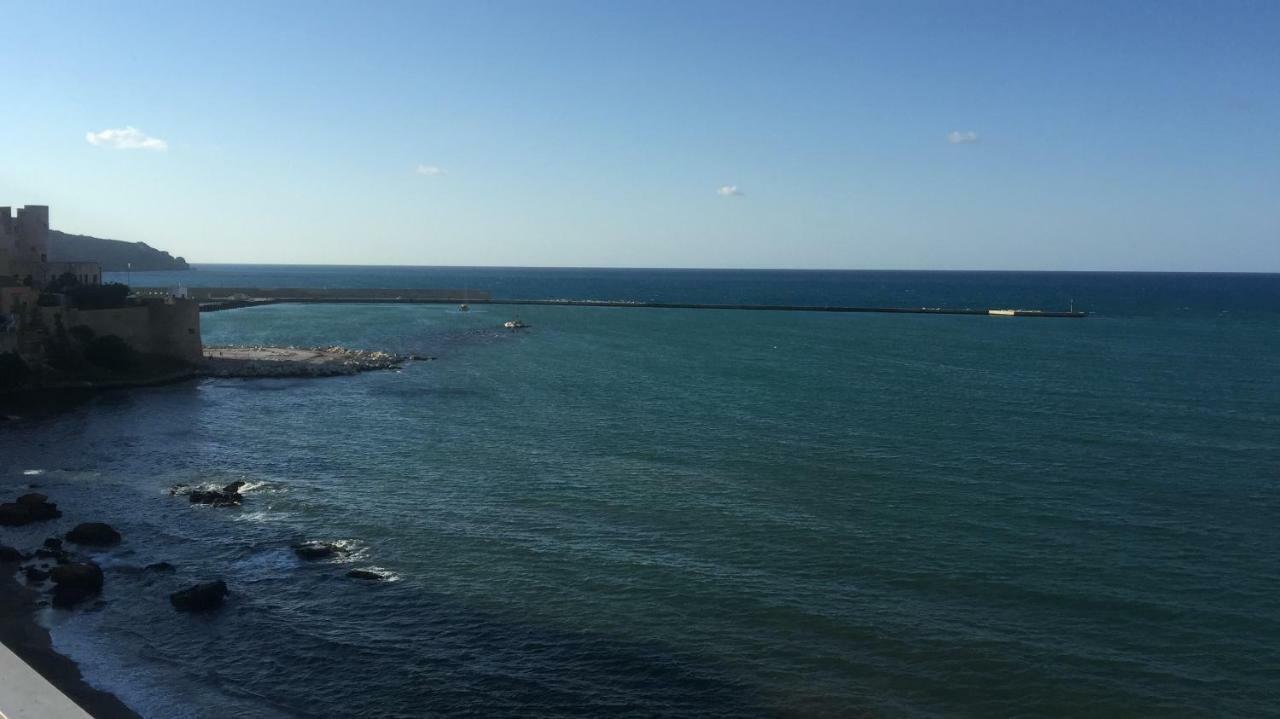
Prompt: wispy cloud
<box><xmin>717</xmin><ymin>185</ymin><xmax>743</xmax><ymax>197</ymax></box>
<box><xmin>416</xmin><ymin>164</ymin><xmax>445</xmax><ymax>176</ymax></box>
<box><xmin>947</xmin><ymin>130</ymin><xmax>979</xmax><ymax>145</ymax></box>
<box><xmin>85</xmin><ymin>126</ymin><xmax>168</xmax><ymax>151</ymax></box>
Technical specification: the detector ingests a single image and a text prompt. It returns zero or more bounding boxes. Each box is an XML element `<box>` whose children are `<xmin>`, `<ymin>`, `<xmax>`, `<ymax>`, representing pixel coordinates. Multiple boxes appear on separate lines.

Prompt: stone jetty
<box><xmin>200</xmin><ymin>346</ymin><xmax>418</xmax><ymax>378</ymax></box>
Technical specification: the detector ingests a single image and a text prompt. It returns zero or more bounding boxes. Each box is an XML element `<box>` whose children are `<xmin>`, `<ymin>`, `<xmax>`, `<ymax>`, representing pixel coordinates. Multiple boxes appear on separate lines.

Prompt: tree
<box><xmin>83</xmin><ymin>335</ymin><xmax>138</xmax><ymax>371</ymax></box>
<box><xmin>67</xmin><ymin>283</ymin><xmax>130</xmax><ymax>310</ymax></box>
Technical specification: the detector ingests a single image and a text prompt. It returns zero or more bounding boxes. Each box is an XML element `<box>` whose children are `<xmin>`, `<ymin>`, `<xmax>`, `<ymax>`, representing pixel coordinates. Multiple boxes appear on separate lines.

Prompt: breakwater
<box><xmin>154</xmin><ymin>288</ymin><xmax>1088</xmax><ymax>318</ymax></box>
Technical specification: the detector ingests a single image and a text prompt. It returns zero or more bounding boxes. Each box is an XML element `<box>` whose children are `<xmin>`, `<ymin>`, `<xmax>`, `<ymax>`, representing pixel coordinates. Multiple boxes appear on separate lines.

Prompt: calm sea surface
<box><xmin>3</xmin><ymin>267</ymin><xmax>1279</xmax><ymax>717</ymax></box>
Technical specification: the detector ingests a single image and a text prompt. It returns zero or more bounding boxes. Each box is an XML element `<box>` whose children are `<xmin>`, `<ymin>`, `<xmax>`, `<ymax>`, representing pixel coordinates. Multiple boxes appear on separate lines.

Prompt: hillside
<box><xmin>48</xmin><ymin>230</ymin><xmax>189</xmax><ymax>272</ymax></box>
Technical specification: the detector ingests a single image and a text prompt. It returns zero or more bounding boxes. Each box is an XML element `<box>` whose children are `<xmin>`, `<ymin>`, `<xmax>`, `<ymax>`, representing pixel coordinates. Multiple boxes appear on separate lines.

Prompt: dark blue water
<box><xmin>4</xmin><ymin>267</ymin><xmax>1280</xmax><ymax>717</ymax></box>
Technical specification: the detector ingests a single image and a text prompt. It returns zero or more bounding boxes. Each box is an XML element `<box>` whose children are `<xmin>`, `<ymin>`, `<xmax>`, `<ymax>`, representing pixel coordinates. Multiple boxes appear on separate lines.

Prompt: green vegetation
<box><xmin>83</xmin><ymin>335</ymin><xmax>139</xmax><ymax>372</ymax></box>
<box><xmin>48</xmin><ymin>230</ymin><xmax>188</xmax><ymax>271</ymax></box>
<box><xmin>67</xmin><ymin>283</ymin><xmax>131</xmax><ymax>310</ymax></box>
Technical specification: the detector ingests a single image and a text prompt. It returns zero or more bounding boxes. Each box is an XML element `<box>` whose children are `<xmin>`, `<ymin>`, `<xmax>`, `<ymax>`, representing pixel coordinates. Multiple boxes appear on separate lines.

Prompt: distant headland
<box><xmin>48</xmin><ymin>230</ymin><xmax>188</xmax><ymax>272</ymax></box>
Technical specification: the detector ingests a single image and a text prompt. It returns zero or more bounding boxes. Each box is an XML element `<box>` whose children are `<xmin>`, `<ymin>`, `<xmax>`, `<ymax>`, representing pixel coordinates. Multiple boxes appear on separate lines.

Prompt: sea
<box><xmin>2</xmin><ymin>266</ymin><xmax>1278</xmax><ymax>718</ymax></box>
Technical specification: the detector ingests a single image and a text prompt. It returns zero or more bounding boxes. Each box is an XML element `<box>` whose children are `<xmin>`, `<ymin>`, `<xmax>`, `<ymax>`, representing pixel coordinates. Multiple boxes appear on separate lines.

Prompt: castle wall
<box><xmin>46</xmin><ymin>261</ymin><xmax>102</xmax><ymax>286</ymax></box>
<box><xmin>15</xmin><ymin>205</ymin><xmax>48</xmax><ymax>262</ymax></box>
<box><xmin>38</xmin><ymin>298</ymin><xmax>203</xmax><ymax>365</ymax></box>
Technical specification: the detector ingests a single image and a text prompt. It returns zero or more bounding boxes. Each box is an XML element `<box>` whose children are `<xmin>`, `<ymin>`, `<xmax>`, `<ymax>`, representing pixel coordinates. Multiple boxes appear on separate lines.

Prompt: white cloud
<box><xmin>717</xmin><ymin>185</ymin><xmax>743</xmax><ymax>197</ymax></box>
<box><xmin>416</xmin><ymin>164</ymin><xmax>445</xmax><ymax>176</ymax></box>
<box><xmin>947</xmin><ymin>130</ymin><xmax>979</xmax><ymax>145</ymax></box>
<box><xmin>85</xmin><ymin>126</ymin><xmax>168</xmax><ymax>151</ymax></box>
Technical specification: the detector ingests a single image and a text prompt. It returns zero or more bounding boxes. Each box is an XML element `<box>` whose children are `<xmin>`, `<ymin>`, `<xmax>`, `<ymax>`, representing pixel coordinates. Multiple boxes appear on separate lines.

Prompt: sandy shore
<box><xmin>0</xmin><ymin>570</ymin><xmax>140</xmax><ymax>719</ymax></box>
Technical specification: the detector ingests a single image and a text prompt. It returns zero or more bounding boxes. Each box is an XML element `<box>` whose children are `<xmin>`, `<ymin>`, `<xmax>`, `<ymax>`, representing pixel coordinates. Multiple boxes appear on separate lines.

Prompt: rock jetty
<box><xmin>200</xmin><ymin>346</ymin><xmax>412</xmax><ymax>378</ymax></box>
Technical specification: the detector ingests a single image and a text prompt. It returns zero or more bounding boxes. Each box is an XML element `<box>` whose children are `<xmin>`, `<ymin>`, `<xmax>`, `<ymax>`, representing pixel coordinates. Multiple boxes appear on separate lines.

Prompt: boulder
<box><xmin>170</xmin><ymin>580</ymin><xmax>228</xmax><ymax>612</ymax></box>
<box><xmin>145</xmin><ymin>562</ymin><xmax>176</xmax><ymax>573</ymax></box>
<box><xmin>0</xmin><ymin>503</ymin><xmax>31</xmax><ymax>526</ymax></box>
<box><xmin>50</xmin><ymin>563</ymin><xmax>105</xmax><ymax>608</ymax></box>
<box><xmin>1</xmin><ymin>497</ymin><xmax>62</xmax><ymax>524</ymax></box>
<box><xmin>346</xmin><ymin>569</ymin><xmax>383</xmax><ymax>581</ymax></box>
<box><xmin>292</xmin><ymin>542</ymin><xmax>343</xmax><ymax>560</ymax></box>
<box><xmin>223</xmin><ymin>481</ymin><xmax>247</xmax><ymax>493</ymax></box>
<box><xmin>65</xmin><ymin>522</ymin><xmax>122</xmax><ymax>546</ymax></box>
<box><xmin>189</xmin><ymin>488</ymin><xmax>242</xmax><ymax>507</ymax></box>
<box><xmin>0</xmin><ymin>545</ymin><xmax>23</xmax><ymax>562</ymax></box>
<box><xmin>26</xmin><ymin>502</ymin><xmax>62</xmax><ymax>521</ymax></box>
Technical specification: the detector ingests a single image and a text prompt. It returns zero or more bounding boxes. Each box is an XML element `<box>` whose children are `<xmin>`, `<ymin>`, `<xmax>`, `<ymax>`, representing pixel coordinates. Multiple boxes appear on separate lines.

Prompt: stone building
<box><xmin>1</xmin><ymin>204</ymin><xmax>202</xmax><ymax>369</ymax></box>
<box><xmin>0</xmin><ymin>205</ymin><xmax>101</xmax><ymax>288</ymax></box>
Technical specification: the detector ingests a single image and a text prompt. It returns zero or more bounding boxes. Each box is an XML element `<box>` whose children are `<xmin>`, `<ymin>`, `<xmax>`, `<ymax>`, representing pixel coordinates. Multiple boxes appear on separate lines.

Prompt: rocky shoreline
<box><xmin>200</xmin><ymin>345</ymin><xmax>429</xmax><ymax>378</ymax></box>
<box><xmin>0</xmin><ymin>346</ymin><xmax>430</xmax><ymax>404</ymax></box>
<box><xmin>0</xmin><ymin>478</ymin><xmax>393</xmax><ymax>718</ymax></box>
<box><xmin>0</xmin><ymin>490</ymin><xmax>142</xmax><ymax>719</ymax></box>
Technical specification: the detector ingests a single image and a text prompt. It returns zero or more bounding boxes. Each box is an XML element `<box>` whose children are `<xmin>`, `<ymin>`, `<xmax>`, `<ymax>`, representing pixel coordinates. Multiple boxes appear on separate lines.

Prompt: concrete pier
<box><xmin>0</xmin><ymin>642</ymin><xmax>93</xmax><ymax>719</ymax></box>
<box><xmin>148</xmin><ymin>288</ymin><xmax>1088</xmax><ymax>318</ymax></box>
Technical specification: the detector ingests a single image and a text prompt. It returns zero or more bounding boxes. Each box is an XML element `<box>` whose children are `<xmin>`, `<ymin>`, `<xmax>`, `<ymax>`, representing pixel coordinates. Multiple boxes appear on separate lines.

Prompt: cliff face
<box><xmin>48</xmin><ymin>231</ymin><xmax>189</xmax><ymax>272</ymax></box>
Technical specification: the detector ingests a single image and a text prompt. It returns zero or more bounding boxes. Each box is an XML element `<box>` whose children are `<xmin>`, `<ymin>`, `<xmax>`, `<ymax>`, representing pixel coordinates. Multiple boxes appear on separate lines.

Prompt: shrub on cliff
<box><xmin>69</xmin><ymin>324</ymin><xmax>96</xmax><ymax>344</ymax></box>
<box><xmin>0</xmin><ymin>352</ymin><xmax>30</xmax><ymax>389</ymax></box>
<box><xmin>67</xmin><ymin>283</ymin><xmax>130</xmax><ymax>310</ymax></box>
<box><xmin>84</xmin><ymin>335</ymin><xmax>138</xmax><ymax>371</ymax></box>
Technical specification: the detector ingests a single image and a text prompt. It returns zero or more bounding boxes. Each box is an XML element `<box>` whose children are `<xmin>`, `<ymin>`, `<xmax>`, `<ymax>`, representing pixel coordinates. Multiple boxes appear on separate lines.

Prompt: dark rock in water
<box><xmin>1</xmin><ymin>496</ymin><xmax>62</xmax><ymax>524</ymax></box>
<box><xmin>0</xmin><ymin>503</ymin><xmax>32</xmax><ymax>526</ymax></box>
<box><xmin>25</xmin><ymin>566</ymin><xmax>49</xmax><ymax>583</ymax></box>
<box><xmin>43</xmin><ymin>537</ymin><xmax>63</xmax><ymax>551</ymax></box>
<box><xmin>50</xmin><ymin>562</ymin><xmax>105</xmax><ymax>608</ymax></box>
<box><xmin>190</xmin><ymin>488</ymin><xmax>242</xmax><ymax>506</ymax></box>
<box><xmin>26</xmin><ymin>502</ymin><xmax>62</xmax><ymax>521</ymax></box>
<box><xmin>170</xmin><ymin>580</ymin><xmax>228</xmax><ymax>612</ymax></box>
<box><xmin>346</xmin><ymin>569</ymin><xmax>383</xmax><ymax>581</ymax></box>
<box><xmin>293</xmin><ymin>541</ymin><xmax>343</xmax><ymax>560</ymax></box>
<box><xmin>223</xmin><ymin>480</ymin><xmax>247</xmax><ymax>493</ymax></box>
<box><xmin>0</xmin><ymin>545</ymin><xmax>23</xmax><ymax>562</ymax></box>
<box><xmin>145</xmin><ymin>561</ymin><xmax>176</xmax><ymax>573</ymax></box>
<box><xmin>66</xmin><ymin>522</ymin><xmax>122</xmax><ymax>546</ymax></box>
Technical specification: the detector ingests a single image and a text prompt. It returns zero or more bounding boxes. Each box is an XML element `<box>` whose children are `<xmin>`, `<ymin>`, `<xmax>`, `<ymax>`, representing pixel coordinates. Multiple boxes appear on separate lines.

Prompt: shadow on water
<box><xmin>189</xmin><ymin>575</ymin><xmax>775</xmax><ymax>719</ymax></box>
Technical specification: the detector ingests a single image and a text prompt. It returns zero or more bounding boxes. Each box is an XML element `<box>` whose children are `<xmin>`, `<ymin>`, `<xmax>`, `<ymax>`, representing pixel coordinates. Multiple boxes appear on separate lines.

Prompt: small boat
<box><xmin>459</xmin><ymin>304</ymin><xmax>469</xmax><ymax>312</ymax></box>
<box><xmin>503</xmin><ymin>319</ymin><xmax>528</xmax><ymax>330</ymax></box>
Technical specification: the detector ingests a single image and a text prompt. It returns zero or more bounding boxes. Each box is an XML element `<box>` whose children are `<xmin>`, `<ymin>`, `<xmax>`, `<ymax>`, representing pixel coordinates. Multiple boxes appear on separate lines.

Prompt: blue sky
<box><xmin>1</xmin><ymin>0</ymin><xmax>1276</xmax><ymax>270</ymax></box>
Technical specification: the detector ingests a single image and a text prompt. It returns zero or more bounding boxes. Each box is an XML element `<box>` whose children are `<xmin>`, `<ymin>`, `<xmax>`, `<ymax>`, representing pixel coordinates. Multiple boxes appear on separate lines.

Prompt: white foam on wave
<box><xmin>352</xmin><ymin>565</ymin><xmax>402</xmax><ymax>582</ymax></box>
<box><xmin>332</xmin><ymin>538</ymin><xmax>369</xmax><ymax>562</ymax></box>
<box><xmin>230</xmin><ymin>547</ymin><xmax>300</xmax><ymax>579</ymax></box>
<box><xmin>22</xmin><ymin>469</ymin><xmax>44</xmax><ymax>475</ymax></box>
<box><xmin>231</xmin><ymin>509</ymin><xmax>275</xmax><ymax>524</ymax></box>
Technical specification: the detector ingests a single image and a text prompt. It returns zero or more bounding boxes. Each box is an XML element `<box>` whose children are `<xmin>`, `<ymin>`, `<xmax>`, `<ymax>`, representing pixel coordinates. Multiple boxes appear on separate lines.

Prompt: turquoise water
<box><xmin>3</xmin><ymin>270</ymin><xmax>1280</xmax><ymax>717</ymax></box>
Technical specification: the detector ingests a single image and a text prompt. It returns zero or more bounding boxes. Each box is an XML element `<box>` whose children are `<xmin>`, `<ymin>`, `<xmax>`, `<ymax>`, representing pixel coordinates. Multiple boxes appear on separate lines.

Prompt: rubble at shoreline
<box><xmin>200</xmin><ymin>345</ymin><xmax>430</xmax><ymax>378</ymax></box>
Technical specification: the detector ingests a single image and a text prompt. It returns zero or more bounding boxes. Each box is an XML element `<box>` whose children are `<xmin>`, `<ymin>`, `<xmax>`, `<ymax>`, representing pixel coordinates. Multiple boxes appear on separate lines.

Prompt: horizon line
<box><xmin>104</xmin><ymin>263</ymin><xmax>1280</xmax><ymax>276</ymax></box>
